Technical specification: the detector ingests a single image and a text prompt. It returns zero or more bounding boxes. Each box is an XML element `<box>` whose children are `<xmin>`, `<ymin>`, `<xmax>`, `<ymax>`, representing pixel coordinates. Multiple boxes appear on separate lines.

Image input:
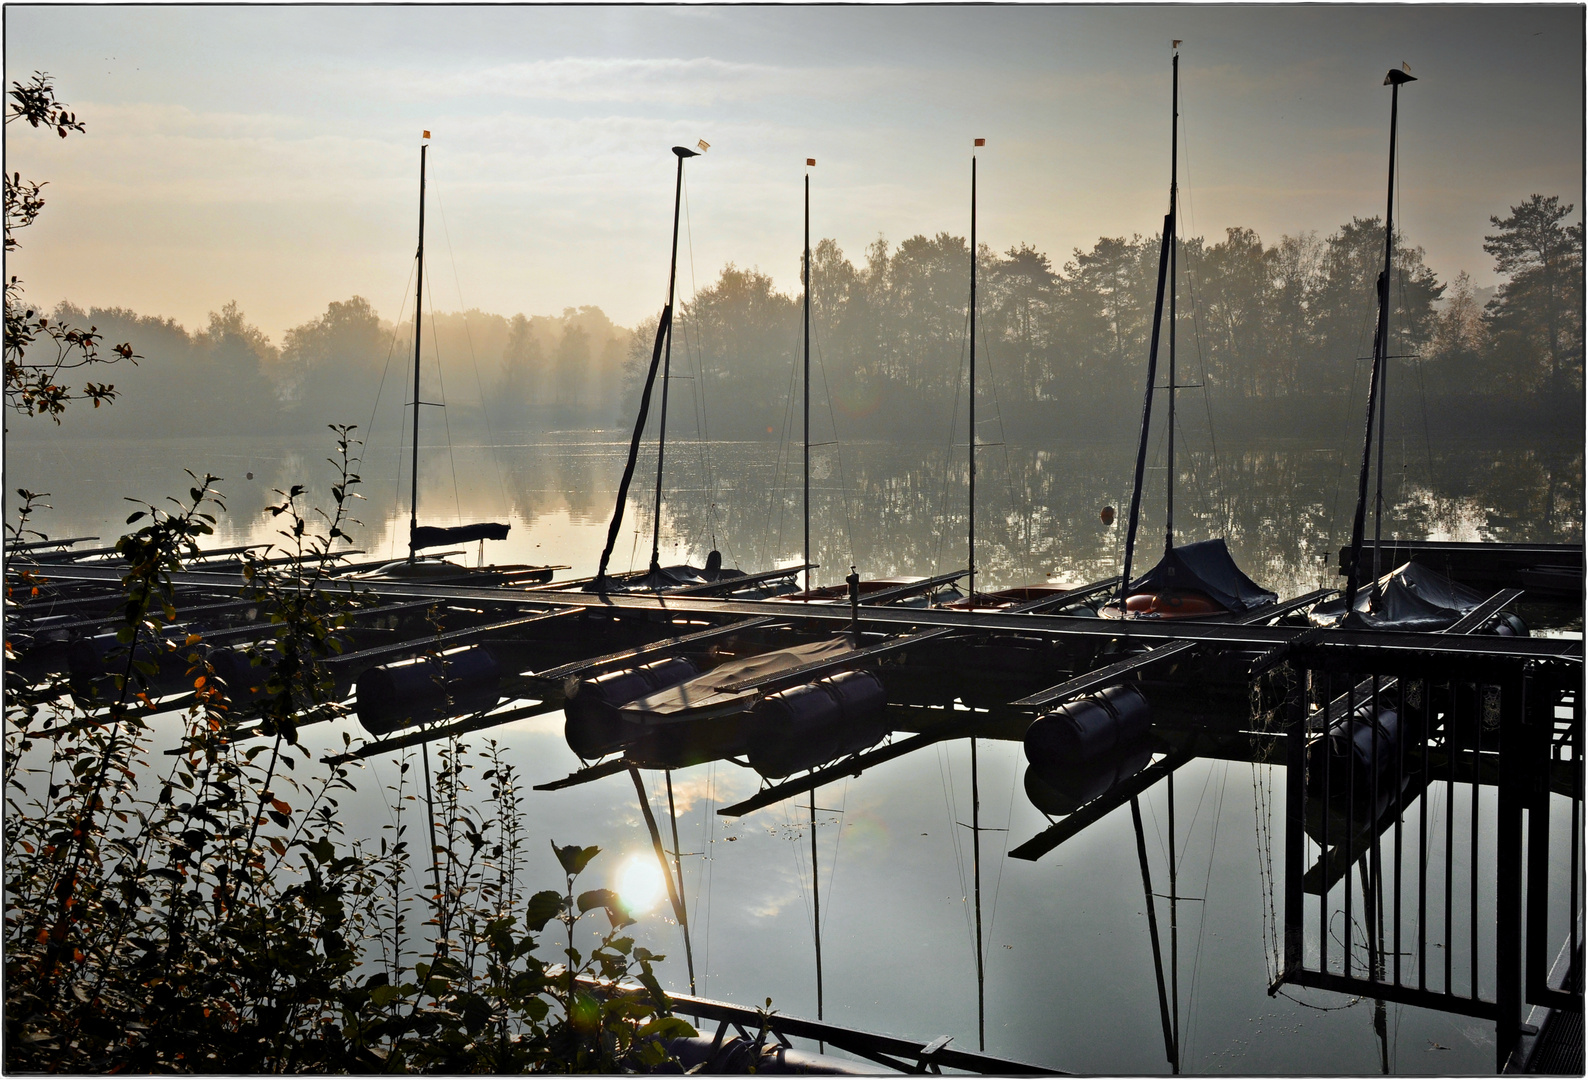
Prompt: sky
<box><xmin>6</xmin><ymin>4</ymin><xmax>1583</xmax><ymax>342</ymax></box>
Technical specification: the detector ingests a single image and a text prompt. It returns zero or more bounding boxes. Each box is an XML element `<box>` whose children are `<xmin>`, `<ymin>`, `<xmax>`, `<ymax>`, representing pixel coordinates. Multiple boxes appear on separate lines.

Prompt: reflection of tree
<box><xmin>642</xmin><ymin>438</ymin><xmax>1579</xmax><ymax>593</ymax></box>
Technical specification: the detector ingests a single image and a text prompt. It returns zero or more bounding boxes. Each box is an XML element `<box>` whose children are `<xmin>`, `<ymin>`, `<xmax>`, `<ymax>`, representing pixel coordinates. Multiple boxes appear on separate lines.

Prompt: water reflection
<box><xmin>5</xmin><ymin>429</ymin><xmax>1580</xmax><ymax>1075</ymax></box>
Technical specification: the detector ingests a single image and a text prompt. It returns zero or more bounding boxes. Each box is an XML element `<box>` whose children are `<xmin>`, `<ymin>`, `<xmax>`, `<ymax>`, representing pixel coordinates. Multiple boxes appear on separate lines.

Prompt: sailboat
<box><xmin>563</xmin><ymin>157</ymin><xmax>887</xmax><ymax>772</ymax></box>
<box><xmin>1103</xmin><ymin>46</ymin><xmax>1276</xmax><ymax>621</ymax></box>
<box><xmin>586</xmin><ymin>143</ymin><xmax>758</xmax><ymax>596</ymax></box>
<box><xmin>1306</xmin><ymin>67</ymin><xmax>1518</xmax><ymax>636</ymax></box>
<box><xmin>365</xmin><ymin>133</ymin><xmax>556</xmax><ymax>585</ymax></box>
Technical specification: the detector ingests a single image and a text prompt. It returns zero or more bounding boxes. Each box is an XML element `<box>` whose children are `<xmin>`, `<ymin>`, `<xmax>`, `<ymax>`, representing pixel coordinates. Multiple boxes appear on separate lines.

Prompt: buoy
<box><xmin>563</xmin><ymin>656</ymin><xmax>700</xmax><ymax>759</ymax></box>
<box><xmin>1024</xmin><ymin>684</ymin><xmax>1150</xmax><ymax>770</ymax></box>
<box><xmin>356</xmin><ymin>646</ymin><xmax>502</xmax><ymax>736</ymax></box>
<box><xmin>745</xmin><ymin>669</ymin><xmax>888</xmax><ymax>779</ymax></box>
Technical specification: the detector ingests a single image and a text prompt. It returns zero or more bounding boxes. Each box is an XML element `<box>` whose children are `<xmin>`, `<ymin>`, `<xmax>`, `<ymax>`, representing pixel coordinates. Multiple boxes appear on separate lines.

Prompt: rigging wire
<box><xmin>811</xmin><ymin>324</ymin><xmax>857</xmax><ymax>577</ymax></box>
<box><xmin>765</xmin><ymin>316</ymin><xmax>805</xmax><ymax>571</ymax></box>
<box><xmin>352</xmin><ymin>253</ymin><xmax>418</xmax><ymax>562</ymax></box>
<box><xmin>974</xmin><ymin>274</ymin><xmax>1024</xmax><ymax>572</ymax></box>
<box><xmin>679</xmin><ymin>171</ymin><xmax>728</xmax><ymax>560</ymax></box>
<box><xmin>936</xmin><ymin>741</ymin><xmax>978</xmax><ymax>953</ymax></box>
<box><xmin>932</xmin><ymin>308</ymin><xmax>972</xmax><ymax>575</ymax></box>
<box><xmin>1173</xmin><ymin>82</ymin><xmax>1231</xmax><ymax>536</ymax></box>
<box><xmin>1181</xmin><ymin>760</ymin><xmax>1229</xmax><ymax>1064</ymax></box>
<box><xmin>433</xmin><ymin>184</ymin><xmax>513</xmax><ymax>524</ymax></box>
<box><xmin>424</xmin><ymin>265</ymin><xmax>465</xmax><ymax>528</ymax></box>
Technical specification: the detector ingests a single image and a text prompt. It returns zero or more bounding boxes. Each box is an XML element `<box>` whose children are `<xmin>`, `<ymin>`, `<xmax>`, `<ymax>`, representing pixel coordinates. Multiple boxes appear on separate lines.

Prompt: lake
<box><xmin>6</xmin><ymin>425</ymin><xmax>1581</xmax><ymax>1074</ymax></box>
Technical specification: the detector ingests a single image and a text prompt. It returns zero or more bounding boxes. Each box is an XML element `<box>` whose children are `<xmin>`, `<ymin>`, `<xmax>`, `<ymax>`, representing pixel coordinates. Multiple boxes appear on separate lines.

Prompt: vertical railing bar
<box><xmin>1284</xmin><ymin>664</ymin><xmax>1307</xmax><ymax>979</ymax></box>
<box><xmin>1320</xmin><ymin>669</ymin><xmax>1332</xmax><ymax>976</ymax></box>
<box><xmin>1393</xmin><ymin>676</ymin><xmax>1405</xmax><ymax>990</ymax></box>
<box><xmin>1345</xmin><ymin>670</ymin><xmax>1358</xmax><ymax>980</ymax></box>
<box><xmin>1572</xmin><ymin>694</ymin><xmax>1581</xmax><ymax>982</ymax></box>
<box><xmin>1470</xmin><ymin>689</ymin><xmax>1481</xmax><ymax>1002</ymax></box>
<box><xmin>1419</xmin><ymin>677</ymin><xmax>1430</xmax><ymax>993</ymax></box>
<box><xmin>1369</xmin><ymin>670</ymin><xmax>1382</xmax><ymax>987</ymax></box>
<box><xmin>1526</xmin><ymin>675</ymin><xmax>1551</xmax><ymax>1003</ymax></box>
<box><xmin>1444</xmin><ymin>681</ymin><xmax>1455</xmax><ymax>998</ymax></box>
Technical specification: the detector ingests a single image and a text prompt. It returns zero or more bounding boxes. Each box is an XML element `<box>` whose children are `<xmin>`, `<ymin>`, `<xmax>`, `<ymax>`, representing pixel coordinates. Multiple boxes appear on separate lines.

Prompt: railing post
<box><xmin>1284</xmin><ymin>660</ymin><xmax>1307</xmax><ymax>977</ymax></box>
<box><xmin>1495</xmin><ymin>669</ymin><xmax>1525</xmax><ymax>1070</ymax></box>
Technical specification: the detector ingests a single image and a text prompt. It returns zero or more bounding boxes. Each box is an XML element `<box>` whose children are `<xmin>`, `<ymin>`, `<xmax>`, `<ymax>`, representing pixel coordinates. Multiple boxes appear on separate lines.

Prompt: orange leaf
<box><xmin>270</xmin><ymin>798</ymin><xmax>291</xmax><ymax>815</ymax></box>
<box><xmin>269</xmin><ymin>837</ymin><xmax>286</xmax><ymax>856</ymax></box>
<box><xmin>185</xmin><ymin>633</ymin><xmax>202</xmax><ymax>645</ymax></box>
<box><xmin>193</xmin><ymin>675</ymin><xmax>206</xmax><ymax>689</ymax></box>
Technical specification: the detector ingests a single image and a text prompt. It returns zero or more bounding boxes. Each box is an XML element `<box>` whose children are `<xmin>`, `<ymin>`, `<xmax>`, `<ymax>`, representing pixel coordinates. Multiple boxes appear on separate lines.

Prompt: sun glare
<box><xmin>616</xmin><ymin>856</ymin><xmax>666</xmax><ymax>914</ymax></box>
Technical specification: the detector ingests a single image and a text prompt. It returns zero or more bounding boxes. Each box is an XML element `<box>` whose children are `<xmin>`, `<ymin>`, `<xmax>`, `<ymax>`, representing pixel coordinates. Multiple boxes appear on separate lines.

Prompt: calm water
<box><xmin>6</xmin><ymin>426</ymin><xmax>1582</xmax><ymax>1074</ymax></box>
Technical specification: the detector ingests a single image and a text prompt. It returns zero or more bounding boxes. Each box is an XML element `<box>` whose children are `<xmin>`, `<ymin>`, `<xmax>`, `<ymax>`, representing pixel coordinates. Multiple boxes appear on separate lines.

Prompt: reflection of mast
<box><xmin>810</xmin><ymin>786</ymin><xmax>824</xmax><ymax>1025</ymax></box>
<box><xmin>972</xmin><ymin>737</ymin><xmax>985</xmax><ymax>1050</ymax></box>
<box><xmin>1362</xmin><ymin>847</ymin><xmax>1389</xmax><ymax>1074</ymax></box>
<box><xmin>1130</xmin><ymin>794</ymin><xmax>1180</xmax><ymax>1073</ymax></box>
<box><xmin>629</xmin><ymin>766</ymin><xmax>696</xmax><ymax>994</ymax></box>
<box><xmin>1168</xmin><ymin>771</ymin><xmax>1180</xmax><ymax>1059</ymax></box>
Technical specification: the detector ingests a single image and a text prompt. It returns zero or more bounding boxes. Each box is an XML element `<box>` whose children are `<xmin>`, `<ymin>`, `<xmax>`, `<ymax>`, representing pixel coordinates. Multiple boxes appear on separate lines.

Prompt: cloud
<box><xmin>380</xmin><ymin>56</ymin><xmax>891</xmax><ymax>109</ymax></box>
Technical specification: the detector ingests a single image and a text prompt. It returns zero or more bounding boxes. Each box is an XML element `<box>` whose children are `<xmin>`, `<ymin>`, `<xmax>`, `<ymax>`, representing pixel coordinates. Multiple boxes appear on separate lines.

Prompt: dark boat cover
<box><xmin>412</xmin><ymin>522</ymin><xmax>510</xmax><ymax>550</ymax></box>
<box><xmin>1308</xmin><ymin>559</ymin><xmax>1486</xmax><ymax>632</ymax></box>
<box><xmin>1126</xmin><ymin>538</ymin><xmax>1277</xmax><ymax>613</ymax></box>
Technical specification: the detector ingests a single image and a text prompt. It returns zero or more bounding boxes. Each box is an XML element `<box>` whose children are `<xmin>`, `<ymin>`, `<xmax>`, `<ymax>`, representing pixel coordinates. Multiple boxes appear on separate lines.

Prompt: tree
<box><xmin>4</xmin><ymin>73</ymin><xmax>136</xmax><ymax>422</ymax></box>
<box><xmin>1483</xmin><ymin>194</ymin><xmax>1584</xmax><ymax>396</ymax></box>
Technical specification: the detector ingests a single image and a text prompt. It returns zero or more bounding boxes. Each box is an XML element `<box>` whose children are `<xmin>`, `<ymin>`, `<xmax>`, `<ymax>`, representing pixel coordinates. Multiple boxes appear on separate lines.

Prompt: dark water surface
<box><xmin>7</xmin><ymin>428</ymin><xmax>1581</xmax><ymax>1073</ymax></box>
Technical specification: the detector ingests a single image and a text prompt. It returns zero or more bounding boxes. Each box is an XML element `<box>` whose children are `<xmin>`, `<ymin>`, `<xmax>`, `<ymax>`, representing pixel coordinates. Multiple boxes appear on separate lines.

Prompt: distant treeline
<box><xmin>16</xmin><ymin>300</ymin><xmax>632</xmax><ymax>440</ymax></box>
<box><xmin>19</xmin><ymin>194</ymin><xmax>1581</xmax><ymax>445</ymax></box>
<box><xmin>628</xmin><ymin>193</ymin><xmax>1583</xmax><ymax>442</ymax></box>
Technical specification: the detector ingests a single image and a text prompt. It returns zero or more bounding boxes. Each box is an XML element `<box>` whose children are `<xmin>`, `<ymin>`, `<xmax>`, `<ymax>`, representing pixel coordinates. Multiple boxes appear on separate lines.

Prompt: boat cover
<box><xmin>412</xmin><ymin>521</ymin><xmax>510</xmax><ymax>550</ymax></box>
<box><xmin>600</xmin><ymin>562</ymin><xmax>747</xmax><ymax>593</ymax></box>
<box><xmin>1126</xmin><ymin>538</ymin><xmax>1277</xmax><ymax>613</ymax></box>
<box><xmin>1308</xmin><ymin>560</ymin><xmax>1486</xmax><ymax>632</ymax></box>
<box><xmin>622</xmin><ymin>635</ymin><xmax>858</xmax><ymax>722</ymax></box>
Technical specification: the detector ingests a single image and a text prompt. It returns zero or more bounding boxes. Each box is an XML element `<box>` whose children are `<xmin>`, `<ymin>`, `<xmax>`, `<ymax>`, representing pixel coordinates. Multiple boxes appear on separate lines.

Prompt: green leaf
<box><xmin>576</xmin><ymin>888</ymin><xmax>620</xmax><ymax>914</ymax></box>
<box><xmin>523</xmin><ymin>889</ymin><xmax>565</xmax><ymax>932</ymax></box>
<box><xmin>638</xmin><ymin>1016</ymin><xmax>697</xmax><ymax>1040</ymax></box>
<box><xmin>552</xmin><ymin>841</ymin><xmax>600</xmax><ymax>877</ymax></box>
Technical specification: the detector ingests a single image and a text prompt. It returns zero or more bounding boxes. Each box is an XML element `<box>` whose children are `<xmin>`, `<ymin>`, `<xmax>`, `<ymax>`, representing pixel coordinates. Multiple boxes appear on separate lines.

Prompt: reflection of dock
<box><xmin>11</xmin><ymin>539</ymin><xmax>1583</xmax><ymax>1069</ymax></box>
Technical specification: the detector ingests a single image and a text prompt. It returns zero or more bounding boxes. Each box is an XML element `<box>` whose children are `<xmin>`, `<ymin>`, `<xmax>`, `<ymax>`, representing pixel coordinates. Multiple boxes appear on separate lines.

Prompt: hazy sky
<box><xmin>6</xmin><ymin>4</ymin><xmax>1583</xmax><ymax>341</ymax></box>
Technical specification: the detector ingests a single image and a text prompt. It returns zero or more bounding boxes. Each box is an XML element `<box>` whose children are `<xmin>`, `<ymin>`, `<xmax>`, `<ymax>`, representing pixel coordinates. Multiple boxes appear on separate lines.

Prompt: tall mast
<box><xmin>650</xmin><ymin>146</ymin><xmax>697</xmax><ymax>575</ymax></box>
<box><xmin>804</xmin><ymin>161</ymin><xmax>813</xmax><ymax>592</ymax></box>
<box><xmin>408</xmin><ymin>135</ymin><xmax>429</xmax><ymax>564</ymax></box>
<box><xmin>1119</xmin><ymin>55</ymin><xmax>1178</xmax><ymax>605</ymax></box>
<box><xmin>1372</xmin><ymin>70</ymin><xmax>1409</xmax><ymax>596</ymax></box>
<box><xmin>1343</xmin><ymin>68</ymin><xmax>1415</xmax><ymax>612</ymax></box>
<box><xmin>1165</xmin><ymin>49</ymin><xmax>1179</xmax><ymax>554</ymax></box>
<box><xmin>969</xmin><ymin>140</ymin><xmax>982</xmax><ymax>599</ymax></box>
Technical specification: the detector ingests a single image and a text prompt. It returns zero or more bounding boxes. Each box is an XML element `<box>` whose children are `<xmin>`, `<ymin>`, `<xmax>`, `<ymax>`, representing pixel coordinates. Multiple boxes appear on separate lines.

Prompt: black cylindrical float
<box><xmin>1024</xmin><ymin>739</ymin><xmax>1154</xmax><ymax>816</ymax></box>
<box><xmin>1024</xmin><ymin>684</ymin><xmax>1150</xmax><ymax>771</ymax></box>
<box><xmin>745</xmin><ymin>669</ymin><xmax>888</xmax><ymax>779</ymax></box>
<box><xmin>210</xmin><ymin>647</ymin><xmax>351</xmax><ymax>710</ymax></box>
<box><xmin>1305</xmin><ymin>697</ymin><xmax>1401</xmax><ymax>805</ymax></box>
<box><xmin>356</xmin><ymin>646</ymin><xmax>502</xmax><ymax>736</ymax></box>
<box><xmin>562</xmin><ymin>656</ymin><xmax>700</xmax><ymax>759</ymax></box>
